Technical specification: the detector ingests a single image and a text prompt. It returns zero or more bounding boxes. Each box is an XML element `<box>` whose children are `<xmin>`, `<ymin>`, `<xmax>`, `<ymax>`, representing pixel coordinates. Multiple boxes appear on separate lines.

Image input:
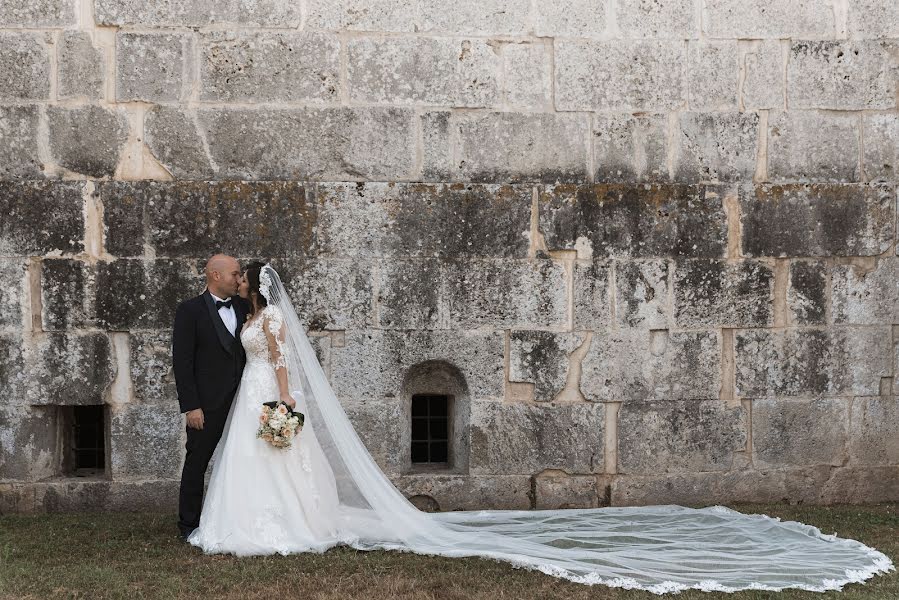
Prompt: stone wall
<box><xmin>0</xmin><ymin>0</ymin><xmax>897</xmax><ymax>513</ymax></box>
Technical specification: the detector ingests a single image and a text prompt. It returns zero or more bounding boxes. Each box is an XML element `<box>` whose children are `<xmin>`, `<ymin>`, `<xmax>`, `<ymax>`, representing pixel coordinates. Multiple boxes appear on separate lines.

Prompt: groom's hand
<box><xmin>186</xmin><ymin>408</ymin><xmax>205</xmax><ymax>430</ymax></box>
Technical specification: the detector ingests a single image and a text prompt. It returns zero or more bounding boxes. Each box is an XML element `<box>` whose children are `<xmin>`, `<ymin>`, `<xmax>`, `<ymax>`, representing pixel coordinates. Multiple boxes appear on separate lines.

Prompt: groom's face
<box><xmin>217</xmin><ymin>258</ymin><xmax>242</xmax><ymax>297</ymax></box>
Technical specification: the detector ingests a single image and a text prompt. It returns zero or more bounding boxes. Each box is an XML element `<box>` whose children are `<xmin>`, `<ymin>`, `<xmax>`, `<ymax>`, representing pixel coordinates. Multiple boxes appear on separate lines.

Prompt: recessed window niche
<box><xmin>401</xmin><ymin>360</ymin><xmax>469</xmax><ymax>474</ymax></box>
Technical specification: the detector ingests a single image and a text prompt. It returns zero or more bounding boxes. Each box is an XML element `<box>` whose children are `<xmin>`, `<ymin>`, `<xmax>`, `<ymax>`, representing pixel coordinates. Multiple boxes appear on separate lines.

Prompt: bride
<box><xmin>188</xmin><ymin>262</ymin><xmax>893</xmax><ymax>594</ymax></box>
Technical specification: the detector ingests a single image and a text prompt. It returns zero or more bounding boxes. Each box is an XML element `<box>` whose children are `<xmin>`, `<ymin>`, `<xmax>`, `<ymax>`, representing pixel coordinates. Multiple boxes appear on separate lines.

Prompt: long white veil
<box><xmin>259</xmin><ymin>264</ymin><xmax>893</xmax><ymax>594</ymax></box>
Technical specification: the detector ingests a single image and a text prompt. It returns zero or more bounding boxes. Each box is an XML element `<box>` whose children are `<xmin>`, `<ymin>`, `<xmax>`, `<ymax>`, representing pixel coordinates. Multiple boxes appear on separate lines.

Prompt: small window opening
<box><xmin>68</xmin><ymin>405</ymin><xmax>106</xmax><ymax>476</ymax></box>
<box><xmin>411</xmin><ymin>394</ymin><xmax>449</xmax><ymax>465</ymax></box>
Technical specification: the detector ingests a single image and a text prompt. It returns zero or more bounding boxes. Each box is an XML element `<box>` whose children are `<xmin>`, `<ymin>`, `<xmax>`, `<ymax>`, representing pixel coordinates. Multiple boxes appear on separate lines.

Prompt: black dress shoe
<box><xmin>178</xmin><ymin>528</ymin><xmax>196</xmax><ymax>541</ymax></box>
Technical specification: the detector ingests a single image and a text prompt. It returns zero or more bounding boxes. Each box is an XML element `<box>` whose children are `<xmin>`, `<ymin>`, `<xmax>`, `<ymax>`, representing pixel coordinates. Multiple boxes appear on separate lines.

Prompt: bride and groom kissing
<box><xmin>173</xmin><ymin>255</ymin><xmax>308</xmax><ymax>541</ymax></box>
<box><xmin>168</xmin><ymin>254</ymin><xmax>891</xmax><ymax>591</ymax></box>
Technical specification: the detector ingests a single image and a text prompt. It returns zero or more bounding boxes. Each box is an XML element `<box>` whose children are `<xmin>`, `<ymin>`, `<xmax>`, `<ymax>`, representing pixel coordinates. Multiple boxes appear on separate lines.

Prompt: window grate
<box><xmin>410</xmin><ymin>394</ymin><xmax>449</xmax><ymax>465</ymax></box>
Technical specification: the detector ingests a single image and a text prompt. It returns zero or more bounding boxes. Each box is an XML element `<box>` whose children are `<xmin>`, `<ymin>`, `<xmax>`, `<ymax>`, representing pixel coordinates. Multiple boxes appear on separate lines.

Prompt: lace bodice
<box><xmin>240</xmin><ymin>305</ymin><xmax>287</xmax><ymax>368</ymax></box>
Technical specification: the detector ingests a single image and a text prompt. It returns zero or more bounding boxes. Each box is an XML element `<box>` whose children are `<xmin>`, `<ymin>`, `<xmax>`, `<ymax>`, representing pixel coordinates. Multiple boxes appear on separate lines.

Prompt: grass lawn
<box><xmin>0</xmin><ymin>503</ymin><xmax>896</xmax><ymax>600</ymax></box>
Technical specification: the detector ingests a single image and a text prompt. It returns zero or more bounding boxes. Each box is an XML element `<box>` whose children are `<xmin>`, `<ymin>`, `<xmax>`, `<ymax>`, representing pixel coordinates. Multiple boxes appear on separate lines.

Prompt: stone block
<box><xmin>0</xmin><ymin>0</ymin><xmax>74</xmax><ymax>26</ymax></box>
<box><xmin>0</xmin><ymin>259</ymin><xmax>27</xmax><ymax>330</ymax></box>
<box><xmin>344</xmin><ymin>400</ymin><xmax>404</xmax><ymax>475</ymax></box>
<box><xmin>315</xmin><ymin>183</ymin><xmax>531</xmax><ymax>259</ymax></box>
<box><xmin>143</xmin><ymin>107</ymin><xmax>214</xmax><ymax>180</ymax></box>
<box><xmin>330</xmin><ymin>329</ymin><xmax>504</xmax><ymax>401</ymax></box>
<box><xmin>535</xmin><ymin>472</ymin><xmax>607</xmax><ymax>509</ymax></box>
<box><xmin>820</xmin><ymin>467</ymin><xmax>899</xmax><ymax>503</ymax></box>
<box><xmin>0</xmin><ymin>182</ymin><xmax>84</xmax><ymax>256</ymax></box>
<box><xmin>616</xmin><ymin>259</ymin><xmax>672</xmax><ymax>328</ymax></box>
<box><xmin>509</xmin><ymin>331</ymin><xmax>587</xmax><ymax>402</ymax></box>
<box><xmin>702</xmin><ymin>0</ymin><xmax>835</xmax><ymax>38</ymax></box>
<box><xmin>0</xmin><ymin>335</ymin><xmax>26</xmax><ymax>404</ymax></box>
<box><xmin>593</xmin><ymin>113</ymin><xmax>669</xmax><ymax>183</ymax></box>
<box><xmin>850</xmin><ymin>396</ymin><xmax>899</xmax><ymax>466</ymax></box>
<box><xmin>420</xmin><ymin>111</ymin><xmax>454</xmax><ymax>181</ymax></box>
<box><xmin>767</xmin><ymin>111</ymin><xmax>860</xmax><ymax>182</ymax></box>
<box><xmin>555</xmin><ymin>40</ymin><xmax>686</xmax><ymax>111</ymax></box>
<box><xmin>735</xmin><ymin>328</ymin><xmax>891</xmax><ymax>398</ymax></box>
<box><xmin>848</xmin><ymin>0</ymin><xmax>899</xmax><ymax>38</ymax></box>
<box><xmin>392</xmin><ymin>475</ymin><xmax>531</xmax><ymax>511</ymax></box>
<box><xmin>502</xmin><ymin>42</ymin><xmax>551</xmax><ymax>110</ymax></box>
<box><xmin>35</xmin><ymin>479</ymin><xmax>181</xmax><ymax>512</ymax></box>
<box><xmin>100</xmin><ymin>181</ymin><xmax>315</xmax><ymax>259</ymax></box>
<box><xmin>130</xmin><ymin>330</ymin><xmax>175</xmax><ymax>404</ymax></box>
<box><xmin>687</xmin><ymin>42</ymin><xmax>738</xmax><ymax>110</ymax></box>
<box><xmin>863</xmin><ymin>114</ymin><xmax>899</xmax><ymax>182</ymax></box>
<box><xmin>742</xmin><ymin>41</ymin><xmax>784</xmax><ymax>110</ymax></box>
<box><xmin>787</xmin><ymin>260</ymin><xmax>827</xmax><ymax>325</ymax></box>
<box><xmin>469</xmin><ymin>401</ymin><xmax>604</xmax><ymax>475</ymax></box>
<box><xmin>674</xmin><ymin>259</ymin><xmax>774</xmax><ymax>328</ymax></box>
<box><xmin>95</xmin><ymin>259</ymin><xmax>202</xmax><ymax>330</ymax></box>
<box><xmin>307</xmin><ymin>0</ymin><xmax>530</xmax><ymax>35</ymax></box>
<box><xmin>612</xmin><ymin>465</ymin><xmax>865</xmax><ymax>507</ymax></box>
<box><xmin>442</xmin><ymin>112</ymin><xmax>589</xmax><ymax>183</ymax></box>
<box><xmin>58</xmin><ymin>31</ymin><xmax>104</xmax><ymax>100</ymax></box>
<box><xmin>788</xmin><ymin>41</ymin><xmax>898</xmax><ymax>110</ymax></box>
<box><xmin>0</xmin><ymin>106</ymin><xmax>42</xmax><ymax>179</ymax></box>
<box><xmin>281</xmin><ymin>258</ymin><xmax>374</xmax><ymax>331</ymax></box>
<box><xmin>116</xmin><ymin>32</ymin><xmax>193</xmax><ymax>102</ymax></box>
<box><xmin>25</xmin><ymin>333</ymin><xmax>113</xmax><ymax>406</ymax></box>
<box><xmin>200</xmin><ymin>32</ymin><xmax>340</xmax><ymax>103</ymax></box>
<box><xmin>618</xmin><ymin>401</ymin><xmax>747</xmax><ymax>474</ymax></box>
<box><xmin>189</xmin><ymin>107</ymin><xmax>415</xmax><ymax>181</ymax></box>
<box><xmin>347</xmin><ymin>37</ymin><xmax>498</xmax><ymax>107</ymax></box>
<box><xmin>0</xmin><ymin>33</ymin><xmax>49</xmax><ymax>100</ymax></box>
<box><xmin>95</xmin><ymin>0</ymin><xmax>301</xmax><ymax>27</ymax></box>
<box><xmin>533</xmin><ymin>0</ymin><xmax>607</xmax><ymax>38</ymax></box>
<box><xmin>751</xmin><ymin>397</ymin><xmax>848</xmax><ymax>468</ymax></box>
<box><xmin>444</xmin><ymin>259</ymin><xmax>567</xmax><ymax>329</ymax></box>
<box><xmin>612</xmin><ymin>472</ymin><xmax>725</xmax><ymax>506</ymax></box>
<box><xmin>832</xmin><ymin>258</ymin><xmax>899</xmax><ymax>325</ymax></box>
<box><xmin>40</xmin><ymin>259</ymin><xmax>94</xmax><ymax>330</ymax></box>
<box><xmin>740</xmin><ymin>184</ymin><xmax>894</xmax><ymax>257</ymax></box>
<box><xmin>572</xmin><ymin>260</ymin><xmax>613</xmax><ymax>329</ymax></box>
<box><xmin>109</xmin><ymin>403</ymin><xmax>183</xmax><ymax>479</ymax></box>
<box><xmin>675</xmin><ymin>112</ymin><xmax>759</xmax><ymax>183</ymax></box>
<box><xmin>47</xmin><ymin>106</ymin><xmax>129</xmax><ymax>178</ymax></box>
<box><xmin>617</xmin><ymin>0</ymin><xmax>697</xmax><ymax>38</ymax></box>
<box><xmin>306</xmin><ymin>0</ymin><xmax>418</xmax><ymax>32</ymax></box>
<box><xmin>0</xmin><ymin>405</ymin><xmax>59</xmax><ymax>481</ymax></box>
<box><xmin>376</xmin><ymin>260</ymin><xmax>441</xmax><ymax>330</ymax></box>
<box><xmin>539</xmin><ymin>184</ymin><xmax>728</xmax><ymax>259</ymax></box>
<box><xmin>581</xmin><ymin>329</ymin><xmax>721</xmax><ymax>402</ymax></box>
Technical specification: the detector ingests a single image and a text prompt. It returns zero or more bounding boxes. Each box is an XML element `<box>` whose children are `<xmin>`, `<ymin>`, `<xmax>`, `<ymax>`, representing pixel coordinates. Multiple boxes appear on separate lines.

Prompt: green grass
<box><xmin>0</xmin><ymin>504</ymin><xmax>896</xmax><ymax>599</ymax></box>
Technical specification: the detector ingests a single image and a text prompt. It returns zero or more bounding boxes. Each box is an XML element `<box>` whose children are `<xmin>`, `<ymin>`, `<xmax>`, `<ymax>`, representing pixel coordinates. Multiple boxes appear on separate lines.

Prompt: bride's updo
<box><xmin>244</xmin><ymin>261</ymin><xmax>269</xmax><ymax>314</ymax></box>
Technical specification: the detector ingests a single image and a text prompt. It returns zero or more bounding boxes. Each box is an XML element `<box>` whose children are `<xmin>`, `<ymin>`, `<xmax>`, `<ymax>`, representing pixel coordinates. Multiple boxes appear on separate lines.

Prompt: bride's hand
<box><xmin>280</xmin><ymin>393</ymin><xmax>296</xmax><ymax>409</ymax></box>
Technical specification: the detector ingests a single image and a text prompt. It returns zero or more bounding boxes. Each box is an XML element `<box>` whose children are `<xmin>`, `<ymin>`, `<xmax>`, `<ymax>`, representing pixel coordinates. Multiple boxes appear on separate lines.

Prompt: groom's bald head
<box><xmin>206</xmin><ymin>254</ymin><xmax>241</xmax><ymax>298</ymax></box>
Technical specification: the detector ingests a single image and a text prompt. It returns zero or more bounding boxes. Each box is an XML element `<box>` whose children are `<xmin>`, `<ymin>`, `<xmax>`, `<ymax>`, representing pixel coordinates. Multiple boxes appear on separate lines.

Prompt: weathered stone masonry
<box><xmin>0</xmin><ymin>0</ymin><xmax>897</xmax><ymax>512</ymax></box>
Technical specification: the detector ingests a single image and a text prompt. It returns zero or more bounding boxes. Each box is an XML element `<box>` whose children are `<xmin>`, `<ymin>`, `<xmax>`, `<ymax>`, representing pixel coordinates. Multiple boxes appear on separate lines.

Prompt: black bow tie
<box><xmin>215</xmin><ymin>299</ymin><xmax>233</xmax><ymax>310</ymax></box>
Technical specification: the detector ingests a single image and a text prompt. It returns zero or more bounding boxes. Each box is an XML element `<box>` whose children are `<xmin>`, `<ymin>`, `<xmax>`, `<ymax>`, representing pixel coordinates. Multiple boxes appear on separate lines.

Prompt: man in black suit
<box><xmin>172</xmin><ymin>254</ymin><xmax>249</xmax><ymax>539</ymax></box>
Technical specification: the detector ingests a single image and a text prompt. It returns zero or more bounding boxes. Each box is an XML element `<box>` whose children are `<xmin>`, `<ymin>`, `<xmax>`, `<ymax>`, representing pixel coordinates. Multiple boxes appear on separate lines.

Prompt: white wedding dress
<box><xmin>189</xmin><ymin>266</ymin><xmax>893</xmax><ymax>594</ymax></box>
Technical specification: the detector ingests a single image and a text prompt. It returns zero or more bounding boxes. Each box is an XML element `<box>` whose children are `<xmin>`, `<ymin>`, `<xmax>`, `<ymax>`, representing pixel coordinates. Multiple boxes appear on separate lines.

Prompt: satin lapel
<box><xmin>203</xmin><ymin>290</ymin><xmax>235</xmax><ymax>355</ymax></box>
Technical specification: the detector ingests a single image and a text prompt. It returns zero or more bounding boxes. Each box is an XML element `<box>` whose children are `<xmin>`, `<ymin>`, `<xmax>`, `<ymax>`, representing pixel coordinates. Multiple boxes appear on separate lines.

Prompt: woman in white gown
<box><xmin>189</xmin><ymin>263</ymin><xmax>893</xmax><ymax>594</ymax></box>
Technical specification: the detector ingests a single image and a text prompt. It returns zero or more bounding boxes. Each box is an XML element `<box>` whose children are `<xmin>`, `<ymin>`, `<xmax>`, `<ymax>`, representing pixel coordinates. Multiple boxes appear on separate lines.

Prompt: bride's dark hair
<box><xmin>244</xmin><ymin>261</ymin><xmax>269</xmax><ymax>314</ymax></box>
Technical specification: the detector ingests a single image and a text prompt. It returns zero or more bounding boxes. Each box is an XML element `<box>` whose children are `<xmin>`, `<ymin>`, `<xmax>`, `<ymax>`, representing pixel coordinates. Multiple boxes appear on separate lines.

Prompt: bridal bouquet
<box><xmin>257</xmin><ymin>401</ymin><xmax>305</xmax><ymax>449</ymax></box>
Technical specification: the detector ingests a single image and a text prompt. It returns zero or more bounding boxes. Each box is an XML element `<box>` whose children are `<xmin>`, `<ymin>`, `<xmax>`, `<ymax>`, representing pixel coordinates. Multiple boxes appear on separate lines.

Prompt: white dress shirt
<box><xmin>210</xmin><ymin>292</ymin><xmax>237</xmax><ymax>337</ymax></box>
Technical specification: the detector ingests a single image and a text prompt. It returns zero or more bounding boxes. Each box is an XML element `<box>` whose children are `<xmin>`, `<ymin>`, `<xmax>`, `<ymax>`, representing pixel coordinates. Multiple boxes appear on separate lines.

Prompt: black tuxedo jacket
<box><xmin>172</xmin><ymin>290</ymin><xmax>250</xmax><ymax>413</ymax></box>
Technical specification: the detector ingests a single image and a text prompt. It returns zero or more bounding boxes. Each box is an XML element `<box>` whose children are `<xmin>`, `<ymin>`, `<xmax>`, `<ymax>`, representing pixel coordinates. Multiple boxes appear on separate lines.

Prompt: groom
<box><xmin>172</xmin><ymin>254</ymin><xmax>249</xmax><ymax>539</ymax></box>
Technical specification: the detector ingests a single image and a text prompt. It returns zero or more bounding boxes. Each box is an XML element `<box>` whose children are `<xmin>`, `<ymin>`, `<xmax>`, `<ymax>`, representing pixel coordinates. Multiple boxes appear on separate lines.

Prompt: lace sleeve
<box><xmin>262</xmin><ymin>306</ymin><xmax>288</xmax><ymax>371</ymax></box>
